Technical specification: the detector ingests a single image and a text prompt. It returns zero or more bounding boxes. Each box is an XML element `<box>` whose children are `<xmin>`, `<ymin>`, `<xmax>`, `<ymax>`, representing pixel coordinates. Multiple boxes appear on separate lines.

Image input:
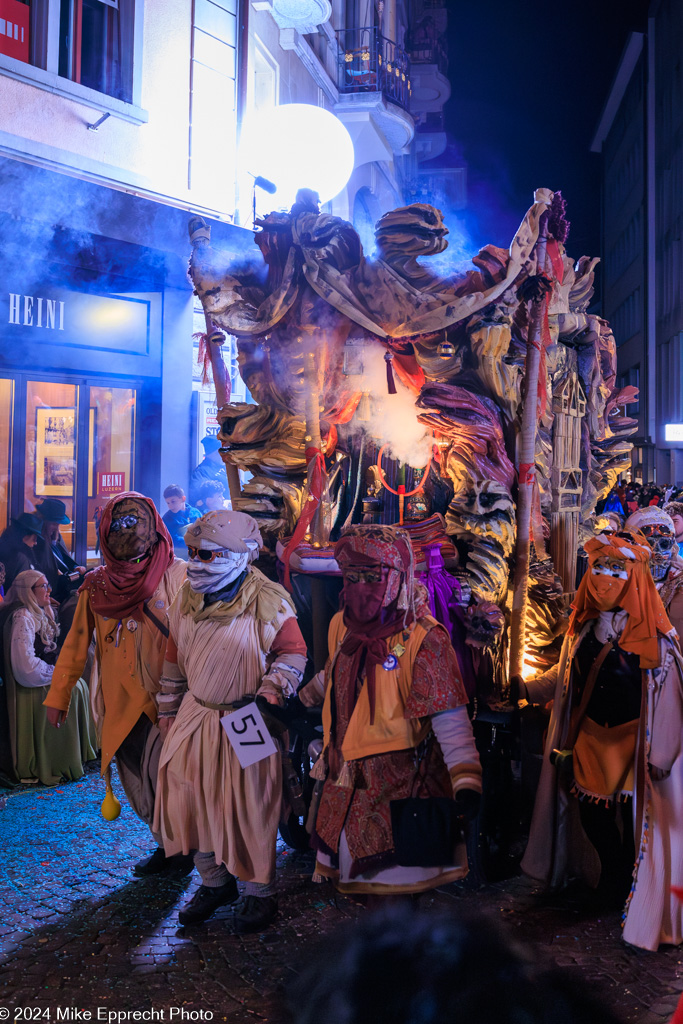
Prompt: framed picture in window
<box><xmin>35</xmin><ymin>408</ymin><xmax>76</xmax><ymax>496</ymax></box>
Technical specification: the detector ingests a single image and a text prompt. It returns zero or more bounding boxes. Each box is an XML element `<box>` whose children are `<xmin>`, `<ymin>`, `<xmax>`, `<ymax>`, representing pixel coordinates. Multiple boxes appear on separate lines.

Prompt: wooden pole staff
<box><xmin>508</xmin><ymin>213</ymin><xmax>550</xmax><ymax>682</ymax></box>
<box><xmin>188</xmin><ymin>217</ymin><xmax>242</xmax><ymax>507</ymax></box>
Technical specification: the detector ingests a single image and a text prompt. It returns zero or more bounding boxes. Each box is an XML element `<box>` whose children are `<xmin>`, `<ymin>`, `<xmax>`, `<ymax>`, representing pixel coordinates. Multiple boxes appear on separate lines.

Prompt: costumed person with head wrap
<box><xmin>153</xmin><ymin>510</ymin><xmax>307</xmax><ymax>931</ymax></box>
<box><xmin>625</xmin><ymin>506</ymin><xmax>683</xmax><ymax>639</ymax></box>
<box><xmin>0</xmin><ymin>570</ymin><xmax>97</xmax><ymax>786</ymax></box>
<box><xmin>521</xmin><ymin>531</ymin><xmax>683</xmax><ymax>951</ymax></box>
<box><xmin>664</xmin><ymin>501</ymin><xmax>683</xmax><ymax>559</ymax></box>
<box><xmin>43</xmin><ymin>492</ymin><xmax>189</xmax><ymax>875</ymax></box>
<box><xmin>308</xmin><ymin>525</ymin><xmax>481</xmax><ymax>897</ymax></box>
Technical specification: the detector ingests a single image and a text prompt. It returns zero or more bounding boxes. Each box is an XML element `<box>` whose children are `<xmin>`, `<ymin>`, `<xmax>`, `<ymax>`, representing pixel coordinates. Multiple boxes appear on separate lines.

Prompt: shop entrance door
<box><xmin>1</xmin><ymin>374</ymin><xmax>138</xmax><ymax>567</ymax></box>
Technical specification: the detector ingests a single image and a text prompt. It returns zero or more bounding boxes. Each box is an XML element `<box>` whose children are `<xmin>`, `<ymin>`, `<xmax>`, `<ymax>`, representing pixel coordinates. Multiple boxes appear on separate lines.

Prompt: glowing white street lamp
<box><xmin>240</xmin><ymin>103</ymin><xmax>355</xmax><ymax>212</ymax></box>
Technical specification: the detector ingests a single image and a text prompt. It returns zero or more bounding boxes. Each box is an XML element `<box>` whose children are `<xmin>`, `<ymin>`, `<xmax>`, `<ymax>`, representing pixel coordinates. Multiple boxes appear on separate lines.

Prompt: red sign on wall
<box><xmin>0</xmin><ymin>0</ymin><xmax>29</xmax><ymax>63</ymax></box>
<box><xmin>98</xmin><ymin>472</ymin><xmax>126</xmax><ymax>495</ymax></box>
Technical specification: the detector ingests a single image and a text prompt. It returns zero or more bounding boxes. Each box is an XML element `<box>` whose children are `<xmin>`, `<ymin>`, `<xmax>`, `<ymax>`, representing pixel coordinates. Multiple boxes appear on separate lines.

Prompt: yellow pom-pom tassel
<box><xmin>101</xmin><ymin>765</ymin><xmax>121</xmax><ymax>821</ymax></box>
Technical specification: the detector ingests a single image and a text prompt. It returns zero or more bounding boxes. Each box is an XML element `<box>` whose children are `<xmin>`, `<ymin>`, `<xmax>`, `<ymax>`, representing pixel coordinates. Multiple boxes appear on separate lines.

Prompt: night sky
<box><xmin>442</xmin><ymin>0</ymin><xmax>648</xmax><ymax>286</ymax></box>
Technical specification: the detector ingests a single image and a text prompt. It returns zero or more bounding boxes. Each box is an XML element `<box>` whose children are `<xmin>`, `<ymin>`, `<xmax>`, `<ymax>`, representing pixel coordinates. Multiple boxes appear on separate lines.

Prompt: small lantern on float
<box><xmin>437</xmin><ymin>334</ymin><xmax>455</xmax><ymax>359</ymax></box>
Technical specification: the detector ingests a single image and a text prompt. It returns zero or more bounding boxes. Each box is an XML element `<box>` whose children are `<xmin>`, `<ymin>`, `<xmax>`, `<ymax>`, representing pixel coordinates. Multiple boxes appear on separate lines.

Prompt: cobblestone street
<box><xmin>1</xmin><ymin>767</ymin><xmax>682</xmax><ymax>1024</ymax></box>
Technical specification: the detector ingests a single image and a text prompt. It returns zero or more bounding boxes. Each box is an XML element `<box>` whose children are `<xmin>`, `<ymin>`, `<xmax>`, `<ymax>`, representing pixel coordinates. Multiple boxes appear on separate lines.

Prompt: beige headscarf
<box><xmin>5</xmin><ymin>569</ymin><xmax>60</xmax><ymax>652</ymax></box>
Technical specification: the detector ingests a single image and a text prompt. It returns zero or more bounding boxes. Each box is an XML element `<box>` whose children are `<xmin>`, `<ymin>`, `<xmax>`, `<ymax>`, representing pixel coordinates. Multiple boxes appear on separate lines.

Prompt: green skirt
<box><xmin>15</xmin><ymin>677</ymin><xmax>98</xmax><ymax>786</ymax></box>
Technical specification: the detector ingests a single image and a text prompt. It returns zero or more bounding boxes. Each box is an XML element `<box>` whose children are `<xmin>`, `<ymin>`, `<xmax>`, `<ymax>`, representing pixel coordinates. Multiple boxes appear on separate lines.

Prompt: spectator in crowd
<box><xmin>288</xmin><ymin>907</ymin><xmax>625</xmax><ymax>1024</ymax></box>
<box><xmin>189</xmin><ymin>435</ymin><xmax>226</xmax><ymax>507</ymax></box>
<box><xmin>0</xmin><ymin>570</ymin><xmax>96</xmax><ymax>786</ymax></box>
<box><xmin>603</xmin><ymin>490</ymin><xmax>624</xmax><ymax>516</ymax></box>
<box><xmin>0</xmin><ymin>513</ymin><xmax>43</xmax><ymax>590</ymax></box>
<box><xmin>33</xmin><ymin>498</ymin><xmax>86</xmax><ymax>609</ymax></box>
<box><xmin>196</xmin><ymin>479</ymin><xmax>229</xmax><ymax>512</ymax></box>
<box><xmin>664</xmin><ymin>501</ymin><xmax>683</xmax><ymax>559</ymax></box>
<box><xmin>162</xmin><ymin>485</ymin><xmax>201</xmax><ymax>552</ymax></box>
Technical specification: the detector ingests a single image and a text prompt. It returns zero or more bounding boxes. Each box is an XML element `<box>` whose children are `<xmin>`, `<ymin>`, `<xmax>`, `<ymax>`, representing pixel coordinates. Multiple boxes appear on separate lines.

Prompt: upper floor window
<box><xmin>0</xmin><ymin>0</ymin><xmax>136</xmax><ymax>105</ymax></box>
<box><xmin>59</xmin><ymin>0</ymin><xmax>134</xmax><ymax>100</ymax></box>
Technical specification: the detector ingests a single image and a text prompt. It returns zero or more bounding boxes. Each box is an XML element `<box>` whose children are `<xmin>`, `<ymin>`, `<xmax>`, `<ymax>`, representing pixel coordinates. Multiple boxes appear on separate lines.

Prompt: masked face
<box><xmin>342</xmin><ymin>565</ymin><xmax>390</xmax><ymax>622</ymax></box>
<box><xmin>586</xmin><ymin>554</ymin><xmax>631</xmax><ymax>611</ymax></box>
<box><xmin>107</xmin><ymin>498</ymin><xmax>156</xmax><ymax>561</ymax></box>
<box><xmin>186</xmin><ymin>548</ymin><xmax>249</xmax><ymax>594</ymax></box>
<box><xmin>642</xmin><ymin>525</ymin><xmax>675</xmax><ymax>582</ymax></box>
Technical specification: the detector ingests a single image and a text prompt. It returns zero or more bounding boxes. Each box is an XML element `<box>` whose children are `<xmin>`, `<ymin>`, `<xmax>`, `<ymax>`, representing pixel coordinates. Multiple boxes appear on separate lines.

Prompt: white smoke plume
<box><xmin>358</xmin><ymin>343</ymin><xmax>432</xmax><ymax>468</ymax></box>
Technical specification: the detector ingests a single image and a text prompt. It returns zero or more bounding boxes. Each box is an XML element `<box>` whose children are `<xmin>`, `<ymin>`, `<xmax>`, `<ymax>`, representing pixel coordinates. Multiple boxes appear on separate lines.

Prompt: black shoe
<box><xmin>133</xmin><ymin>847</ymin><xmax>196</xmax><ymax>877</ymax></box>
<box><xmin>227</xmin><ymin>894</ymin><xmax>278</xmax><ymax>933</ymax></box>
<box><xmin>178</xmin><ymin>880</ymin><xmax>240</xmax><ymax>925</ymax></box>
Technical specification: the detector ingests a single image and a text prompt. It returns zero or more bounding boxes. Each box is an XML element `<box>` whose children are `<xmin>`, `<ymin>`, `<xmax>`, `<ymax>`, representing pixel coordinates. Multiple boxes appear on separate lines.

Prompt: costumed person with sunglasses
<box><xmin>153</xmin><ymin>511</ymin><xmax>307</xmax><ymax>931</ymax></box>
<box><xmin>520</xmin><ymin>531</ymin><xmax>683</xmax><ymax>951</ymax></box>
<box><xmin>307</xmin><ymin>525</ymin><xmax>481</xmax><ymax>899</ymax></box>
<box><xmin>625</xmin><ymin>507</ymin><xmax>683</xmax><ymax>640</ymax></box>
<box><xmin>0</xmin><ymin>570</ymin><xmax>96</xmax><ymax>786</ymax></box>
<box><xmin>43</xmin><ymin>492</ymin><xmax>189</xmax><ymax>875</ymax></box>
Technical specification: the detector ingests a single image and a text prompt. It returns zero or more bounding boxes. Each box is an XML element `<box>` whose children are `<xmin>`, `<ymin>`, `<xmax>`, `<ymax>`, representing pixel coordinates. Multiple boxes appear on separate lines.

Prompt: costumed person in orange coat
<box><xmin>521</xmin><ymin>531</ymin><xmax>683</xmax><ymax>950</ymax></box>
<box><xmin>307</xmin><ymin>525</ymin><xmax>481</xmax><ymax>898</ymax></box>
<box><xmin>44</xmin><ymin>492</ymin><xmax>189</xmax><ymax>876</ymax></box>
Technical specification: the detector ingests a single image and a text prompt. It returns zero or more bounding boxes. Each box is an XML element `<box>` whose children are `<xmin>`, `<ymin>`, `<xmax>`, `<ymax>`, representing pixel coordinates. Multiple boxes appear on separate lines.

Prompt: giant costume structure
<box><xmin>188</xmin><ymin>186</ymin><xmax>638</xmax><ymax>688</ymax></box>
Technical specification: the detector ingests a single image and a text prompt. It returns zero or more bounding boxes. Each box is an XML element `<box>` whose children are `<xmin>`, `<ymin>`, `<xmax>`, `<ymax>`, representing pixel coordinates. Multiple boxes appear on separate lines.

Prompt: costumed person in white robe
<box><xmin>153</xmin><ymin>510</ymin><xmax>307</xmax><ymax>931</ymax></box>
<box><xmin>625</xmin><ymin>506</ymin><xmax>683</xmax><ymax>639</ymax></box>
<box><xmin>521</xmin><ymin>530</ymin><xmax>683</xmax><ymax>951</ymax></box>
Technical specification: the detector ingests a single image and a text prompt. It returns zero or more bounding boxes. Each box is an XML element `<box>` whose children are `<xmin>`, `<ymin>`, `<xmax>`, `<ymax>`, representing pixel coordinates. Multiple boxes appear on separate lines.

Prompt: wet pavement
<box><xmin>1</xmin><ymin>765</ymin><xmax>682</xmax><ymax>1024</ymax></box>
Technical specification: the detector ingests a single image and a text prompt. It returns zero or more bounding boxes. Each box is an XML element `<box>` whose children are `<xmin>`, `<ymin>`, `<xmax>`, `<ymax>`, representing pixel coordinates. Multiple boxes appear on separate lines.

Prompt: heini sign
<box><xmin>8</xmin><ymin>293</ymin><xmax>65</xmax><ymax>330</ymax></box>
<box><xmin>98</xmin><ymin>472</ymin><xmax>126</xmax><ymax>495</ymax></box>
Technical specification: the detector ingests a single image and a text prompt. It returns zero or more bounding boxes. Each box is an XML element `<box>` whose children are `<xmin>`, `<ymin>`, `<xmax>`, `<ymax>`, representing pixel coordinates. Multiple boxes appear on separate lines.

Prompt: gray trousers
<box><xmin>193</xmin><ymin>851</ymin><xmax>275</xmax><ymax>896</ymax></box>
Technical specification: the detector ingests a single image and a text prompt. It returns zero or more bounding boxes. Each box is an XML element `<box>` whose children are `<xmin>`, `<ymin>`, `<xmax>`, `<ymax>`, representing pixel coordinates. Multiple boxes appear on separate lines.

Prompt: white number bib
<box><xmin>220</xmin><ymin>701</ymin><xmax>278</xmax><ymax>768</ymax></box>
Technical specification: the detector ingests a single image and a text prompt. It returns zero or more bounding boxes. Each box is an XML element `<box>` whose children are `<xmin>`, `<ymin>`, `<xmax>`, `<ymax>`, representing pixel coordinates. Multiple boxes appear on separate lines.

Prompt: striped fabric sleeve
<box><xmin>431</xmin><ymin>706</ymin><xmax>482</xmax><ymax>795</ymax></box>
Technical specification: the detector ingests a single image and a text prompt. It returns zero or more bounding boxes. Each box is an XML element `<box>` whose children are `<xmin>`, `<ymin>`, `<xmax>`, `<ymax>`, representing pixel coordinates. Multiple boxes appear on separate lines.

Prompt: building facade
<box><xmin>592</xmin><ymin>0</ymin><xmax>683</xmax><ymax>484</ymax></box>
<box><xmin>0</xmin><ymin>0</ymin><xmax>450</xmax><ymax>562</ymax></box>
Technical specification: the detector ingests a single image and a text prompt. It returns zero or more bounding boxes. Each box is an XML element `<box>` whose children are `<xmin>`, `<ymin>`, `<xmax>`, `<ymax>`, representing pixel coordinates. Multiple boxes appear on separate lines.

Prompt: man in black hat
<box><xmin>33</xmin><ymin>498</ymin><xmax>85</xmax><ymax>603</ymax></box>
<box><xmin>188</xmin><ymin>435</ymin><xmax>227</xmax><ymax>507</ymax></box>
<box><xmin>0</xmin><ymin>512</ymin><xmax>43</xmax><ymax>589</ymax></box>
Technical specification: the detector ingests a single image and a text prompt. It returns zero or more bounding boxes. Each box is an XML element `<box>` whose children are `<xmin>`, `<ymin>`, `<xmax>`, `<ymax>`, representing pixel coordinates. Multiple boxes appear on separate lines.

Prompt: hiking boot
<box><xmin>133</xmin><ymin>847</ymin><xmax>195</xmax><ymax>877</ymax></box>
<box><xmin>228</xmin><ymin>894</ymin><xmax>278</xmax><ymax>933</ymax></box>
<box><xmin>178</xmin><ymin>880</ymin><xmax>239</xmax><ymax>925</ymax></box>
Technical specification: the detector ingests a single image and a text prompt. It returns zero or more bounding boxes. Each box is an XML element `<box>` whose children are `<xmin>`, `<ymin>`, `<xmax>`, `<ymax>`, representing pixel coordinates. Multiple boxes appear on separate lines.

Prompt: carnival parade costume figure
<box><xmin>153</xmin><ymin>511</ymin><xmax>307</xmax><ymax>931</ymax></box>
<box><xmin>625</xmin><ymin>507</ymin><xmax>683</xmax><ymax>639</ymax></box>
<box><xmin>311</xmin><ymin>525</ymin><xmax>482</xmax><ymax>896</ymax></box>
<box><xmin>521</xmin><ymin>531</ymin><xmax>683</xmax><ymax>950</ymax></box>
<box><xmin>44</xmin><ymin>492</ymin><xmax>188</xmax><ymax>875</ymax></box>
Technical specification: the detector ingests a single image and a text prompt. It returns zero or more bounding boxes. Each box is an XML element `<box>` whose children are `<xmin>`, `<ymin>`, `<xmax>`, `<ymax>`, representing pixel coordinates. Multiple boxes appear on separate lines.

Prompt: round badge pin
<box><xmin>126</xmin><ymin>619</ymin><xmax>138</xmax><ymax>632</ymax></box>
<box><xmin>382</xmin><ymin>654</ymin><xmax>399</xmax><ymax>671</ymax></box>
<box><xmin>155</xmin><ymin>600</ymin><xmax>165</xmax><ymax>609</ymax></box>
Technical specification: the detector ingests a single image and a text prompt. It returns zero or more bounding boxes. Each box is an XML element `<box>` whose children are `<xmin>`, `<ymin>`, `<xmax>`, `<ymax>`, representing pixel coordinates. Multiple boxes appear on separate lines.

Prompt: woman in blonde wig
<box><xmin>0</xmin><ymin>569</ymin><xmax>96</xmax><ymax>786</ymax></box>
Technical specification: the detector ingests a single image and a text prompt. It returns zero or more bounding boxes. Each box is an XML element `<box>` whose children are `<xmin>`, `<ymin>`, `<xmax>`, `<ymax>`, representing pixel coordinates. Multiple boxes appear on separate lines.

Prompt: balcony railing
<box><xmin>337</xmin><ymin>26</ymin><xmax>411</xmax><ymax>112</ymax></box>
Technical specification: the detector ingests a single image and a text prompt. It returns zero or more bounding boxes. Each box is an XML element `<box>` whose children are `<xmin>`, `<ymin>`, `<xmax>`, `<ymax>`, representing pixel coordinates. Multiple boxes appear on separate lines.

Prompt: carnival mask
<box><xmin>107</xmin><ymin>498</ymin><xmax>156</xmax><ymax>562</ymax></box>
<box><xmin>641</xmin><ymin>524</ymin><xmax>675</xmax><ymax>582</ymax></box>
<box><xmin>342</xmin><ymin>564</ymin><xmax>394</xmax><ymax>621</ymax></box>
<box><xmin>186</xmin><ymin>548</ymin><xmax>249</xmax><ymax>594</ymax></box>
<box><xmin>587</xmin><ymin>554</ymin><xmax>632</xmax><ymax>611</ymax></box>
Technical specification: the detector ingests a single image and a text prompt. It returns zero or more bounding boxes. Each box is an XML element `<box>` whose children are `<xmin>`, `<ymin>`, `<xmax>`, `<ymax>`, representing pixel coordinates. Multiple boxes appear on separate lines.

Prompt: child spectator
<box><xmin>162</xmin><ymin>485</ymin><xmax>201</xmax><ymax>552</ymax></box>
<box><xmin>196</xmin><ymin>479</ymin><xmax>230</xmax><ymax>512</ymax></box>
